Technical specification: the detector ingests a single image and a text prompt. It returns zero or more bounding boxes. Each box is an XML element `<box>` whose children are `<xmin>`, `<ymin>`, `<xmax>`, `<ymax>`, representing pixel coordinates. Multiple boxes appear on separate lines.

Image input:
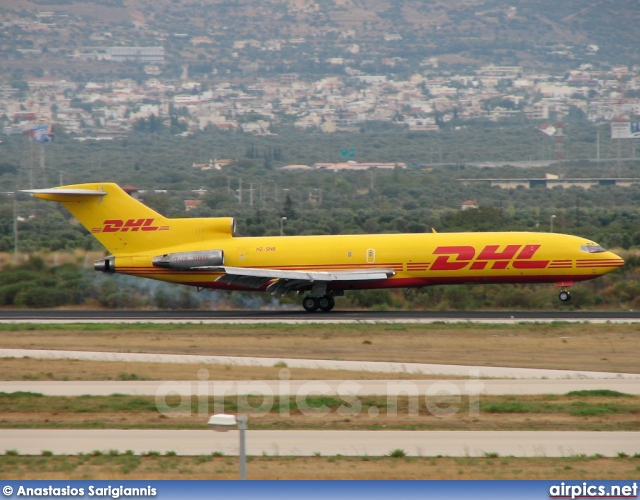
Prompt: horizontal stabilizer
<box><xmin>23</xmin><ymin>188</ymin><xmax>108</xmax><ymax>201</ymax></box>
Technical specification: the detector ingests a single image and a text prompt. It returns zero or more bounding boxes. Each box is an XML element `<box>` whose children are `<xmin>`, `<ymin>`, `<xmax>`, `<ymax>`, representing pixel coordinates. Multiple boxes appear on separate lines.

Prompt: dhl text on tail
<box><xmin>25</xmin><ymin>183</ymin><xmax>624</xmax><ymax>312</ymax></box>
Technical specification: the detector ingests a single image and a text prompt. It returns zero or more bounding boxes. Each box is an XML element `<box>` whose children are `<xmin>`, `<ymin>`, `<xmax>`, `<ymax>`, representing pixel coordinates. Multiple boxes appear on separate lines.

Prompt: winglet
<box><xmin>431</xmin><ymin>228</ymin><xmax>437</xmax><ymax>233</ymax></box>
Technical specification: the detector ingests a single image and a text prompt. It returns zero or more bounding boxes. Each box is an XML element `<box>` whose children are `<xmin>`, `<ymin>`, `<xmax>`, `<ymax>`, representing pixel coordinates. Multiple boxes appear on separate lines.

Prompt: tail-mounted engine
<box><xmin>94</xmin><ymin>255</ymin><xmax>116</xmax><ymax>273</ymax></box>
<box><xmin>152</xmin><ymin>250</ymin><xmax>224</xmax><ymax>270</ymax></box>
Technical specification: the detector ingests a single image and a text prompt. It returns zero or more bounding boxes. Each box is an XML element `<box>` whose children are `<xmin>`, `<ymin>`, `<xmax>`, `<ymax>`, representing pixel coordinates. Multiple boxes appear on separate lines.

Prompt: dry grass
<box><xmin>2</xmin><ymin>322</ymin><xmax>638</xmax><ymax>479</ymax></box>
<box><xmin>1</xmin><ymin>454</ymin><xmax>639</xmax><ymax>480</ymax></box>
<box><xmin>0</xmin><ymin>358</ymin><xmax>459</xmax><ymax>381</ymax></box>
<box><xmin>1</xmin><ymin>322</ymin><xmax>639</xmax><ymax>373</ymax></box>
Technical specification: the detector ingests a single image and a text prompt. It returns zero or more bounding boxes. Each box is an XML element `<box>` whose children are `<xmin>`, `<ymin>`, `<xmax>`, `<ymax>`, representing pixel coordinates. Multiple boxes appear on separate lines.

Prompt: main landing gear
<box><xmin>302</xmin><ymin>294</ymin><xmax>335</xmax><ymax>312</ymax></box>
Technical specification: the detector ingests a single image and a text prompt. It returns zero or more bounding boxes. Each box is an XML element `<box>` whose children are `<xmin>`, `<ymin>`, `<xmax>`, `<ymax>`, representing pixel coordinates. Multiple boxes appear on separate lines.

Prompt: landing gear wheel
<box><xmin>318</xmin><ymin>295</ymin><xmax>335</xmax><ymax>312</ymax></box>
<box><xmin>302</xmin><ymin>296</ymin><xmax>320</xmax><ymax>312</ymax></box>
<box><xmin>559</xmin><ymin>290</ymin><xmax>572</xmax><ymax>302</ymax></box>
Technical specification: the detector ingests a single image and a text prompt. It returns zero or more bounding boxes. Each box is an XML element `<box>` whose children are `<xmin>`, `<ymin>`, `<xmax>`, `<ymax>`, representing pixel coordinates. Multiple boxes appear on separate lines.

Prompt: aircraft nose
<box><xmin>611</xmin><ymin>250</ymin><xmax>624</xmax><ymax>265</ymax></box>
<box><xmin>600</xmin><ymin>251</ymin><xmax>625</xmax><ymax>274</ymax></box>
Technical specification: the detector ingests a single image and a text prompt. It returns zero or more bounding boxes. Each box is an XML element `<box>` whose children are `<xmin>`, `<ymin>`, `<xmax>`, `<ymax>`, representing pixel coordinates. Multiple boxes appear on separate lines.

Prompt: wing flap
<box><xmin>211</xmin><ymin>266</ymin><xmax>395</xmax><ymax>293</ymax></box>
<box><xmin>212</xmin><ymin>265</ymin><xmax>394</xmax><ymax>281</ymax></box>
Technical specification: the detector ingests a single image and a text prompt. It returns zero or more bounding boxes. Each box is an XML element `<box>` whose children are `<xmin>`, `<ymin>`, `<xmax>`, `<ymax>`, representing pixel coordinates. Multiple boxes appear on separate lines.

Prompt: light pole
<box><xmin>550</xmin><ymin>214</ymin><xmax>556</xmax><ymax>233</ymax></box>
<box><xmin>595</xmin><ymin>122</ymin><xmax>610</xmax><ymax>161</ymax></box>
<box><xmin>280</xmin><ymin>216</ymin><xmax>287</xmax><ymax>236</ymax></box>
<box><xmin>208</xmin><ymin>414</ymin><xmax>247</xmax><ymax>480</ymax></box>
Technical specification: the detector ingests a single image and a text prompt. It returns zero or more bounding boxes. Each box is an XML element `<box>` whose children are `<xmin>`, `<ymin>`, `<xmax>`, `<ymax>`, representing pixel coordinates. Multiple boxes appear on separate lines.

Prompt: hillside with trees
<box><xmin>2</xmin><ymin>124</ymin><xmax>640</xmax><ymax>252</ymax></box>
<box><xmin>0</xmin><ymin>110</ymin><xmax>639</xmax><ymax>310</ymax></box>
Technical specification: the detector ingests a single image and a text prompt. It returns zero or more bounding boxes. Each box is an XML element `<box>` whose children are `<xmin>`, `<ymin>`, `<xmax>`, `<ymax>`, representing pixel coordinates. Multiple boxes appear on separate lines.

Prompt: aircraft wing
<box><xmin>209</xmin><ymin>266</ymin><xmax>395</xmax><ymax>295</ymax></box>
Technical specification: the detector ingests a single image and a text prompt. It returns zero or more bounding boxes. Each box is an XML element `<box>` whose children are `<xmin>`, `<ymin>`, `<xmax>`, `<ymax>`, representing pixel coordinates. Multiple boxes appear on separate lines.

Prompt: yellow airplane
<box><xmin>26</xmin><ymin>183</ymin><xmax>624</xmax><ymax>312</ymax></box>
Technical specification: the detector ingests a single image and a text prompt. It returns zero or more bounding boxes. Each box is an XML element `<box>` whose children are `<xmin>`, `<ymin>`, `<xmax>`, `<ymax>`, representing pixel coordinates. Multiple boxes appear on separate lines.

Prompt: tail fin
<box><xmin>22</xmin><ymin>183</ymin><xmax>196</xmax><ymax>256</ymax></box>
<box><xmin>26</xmin><ymin>183</ymin><xmax>235</xmax><ymax>254</ymax></box>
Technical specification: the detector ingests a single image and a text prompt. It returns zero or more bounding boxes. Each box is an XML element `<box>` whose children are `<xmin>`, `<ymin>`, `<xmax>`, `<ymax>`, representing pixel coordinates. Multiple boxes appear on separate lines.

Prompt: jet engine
<box><xmin>94</xmin><ymin>255</ymin><xmax>116</xmax><ymax>273</ymax></box>
<box><xmin>152</xmin><ymin>250</ymin><xmax>224</xmax><ymax>270</ymax></box>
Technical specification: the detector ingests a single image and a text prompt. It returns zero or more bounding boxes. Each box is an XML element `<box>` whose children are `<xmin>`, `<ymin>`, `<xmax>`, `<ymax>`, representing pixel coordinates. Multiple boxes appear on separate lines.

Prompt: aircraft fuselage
<box><xmin>111</xmin><ymin>231</ymin><xmax>623</xmax><ymax>291</ymax></box>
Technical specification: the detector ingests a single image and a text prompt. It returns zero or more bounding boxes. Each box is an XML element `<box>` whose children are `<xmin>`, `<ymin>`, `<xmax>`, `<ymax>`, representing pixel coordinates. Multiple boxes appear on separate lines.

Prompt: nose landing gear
<box><xmin>558</xmin><ymin>290</ymin><xmax>572</xmax><ymax>302</ymax></box>
<box><xmin>556</xmin><ymin>281</ymin><xmax>573</xmax><ymax>303</ymax></box>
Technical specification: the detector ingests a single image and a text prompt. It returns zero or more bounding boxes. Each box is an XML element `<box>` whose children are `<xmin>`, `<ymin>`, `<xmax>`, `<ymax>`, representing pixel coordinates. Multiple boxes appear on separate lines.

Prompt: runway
<box><xmin>1</xmin><ymin>309</ymin><xmax>640</xmax><ymax>323</ymax></box>
<box><xmin>0</xmin><ymin>429</ymin><xmax>636</xmax><ymax>457</ymax></box>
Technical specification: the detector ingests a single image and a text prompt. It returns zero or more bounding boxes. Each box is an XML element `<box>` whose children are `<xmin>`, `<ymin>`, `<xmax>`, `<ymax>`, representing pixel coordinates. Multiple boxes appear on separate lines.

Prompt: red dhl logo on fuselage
<box><xmin>431</xmin><ymin>244</ymin><xmax>549</xmax><ymax>271</ymax></box>
<box><xmin>91</xmin><ymin>219</ymin><xmax>170</xmax><ymax>233</ymax></box>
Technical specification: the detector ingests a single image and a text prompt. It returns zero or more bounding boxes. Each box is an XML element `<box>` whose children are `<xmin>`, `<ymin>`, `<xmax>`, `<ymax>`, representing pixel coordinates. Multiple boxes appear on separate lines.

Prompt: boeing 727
<box><xmin>26</xmin><ymin>183</ymin><xmax>624</xmax><ymax>312</ymax></box>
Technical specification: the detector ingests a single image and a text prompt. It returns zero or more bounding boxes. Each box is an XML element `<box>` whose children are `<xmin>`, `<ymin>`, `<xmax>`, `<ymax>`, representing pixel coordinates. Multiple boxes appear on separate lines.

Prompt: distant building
<box><xmin>279</xmin><ymin>74</ymin><xmax>298</xmax><ymax>85</ymax></box>
<box><xmin>192</xmin><ymin>158</ymin><xmax>235</xmax><ymax>170</ymax></box>
<box><xmin>281</xmin><ymin>164</ymin><xmax>312</xmax><ymax>171</ymax></box>
<box><xmin>191</xmin><ymin>36</ymin><xmax>213</xmax><ymax>46</ymax></box>
<box><xmin>11</xmin><ymin>112</ymin><xmax>37</xmax><ymax>121</ymax></box>
<box><xmin>121</xmin><ymin>185</ymin><xmax>141</xmax><ymax>199</ymax></box>
<box><xmin>312</xmin><ymin>161</ymin><xmax>406</xmax><ymax>171</ymax></box>
<box><xmin>184</xmin><ymin>199</ymin><xmax>202</xmax><ymax>211</ymax></box>
<box><xmin>526</xmin><ymin>104</ymin><xmax>551</xmax><ymax>121</ymax></box>
<box><xmin>478</xmin><ymin>65</ymin><xmax>522</xmax><ymax>79</ymax></box>
<box><xmin>538</xmin><ymin>123</ymin><xmax>556</xmax><ymax>136</ymax></box>
<box><xmin>191</xmin><ymin>187</ymin><xmax>208</xmax><ymax>197</ymax></box>
<box><xmin>174</xmin><ymin>95</ymin><xmax>202</xmax><ymax>105</ymax></box>
<box><xmin>459</xmin><ymin>178</ymin><xmax>640</xmax><ymax>190</ymax></box>
<box><xmin>107</xmin><ymin>47</ymin><xmax>164</xmax><ymax>64</ymax></box>
<box><xmin>461</xmin><ymin>200</ymin><xmax>479</xmax><ymax>210</ymax></box>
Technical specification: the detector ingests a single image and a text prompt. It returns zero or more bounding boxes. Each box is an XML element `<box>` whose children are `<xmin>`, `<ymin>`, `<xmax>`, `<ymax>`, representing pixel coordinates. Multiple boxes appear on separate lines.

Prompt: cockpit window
<box><xmin>580</xmin><ymin>244</ymin><xmax>606</xmax><ymax>253</ymax></box>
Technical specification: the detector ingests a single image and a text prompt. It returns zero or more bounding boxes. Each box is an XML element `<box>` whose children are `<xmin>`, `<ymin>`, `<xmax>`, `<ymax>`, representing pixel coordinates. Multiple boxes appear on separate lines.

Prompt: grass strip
<box><xmin>1</xmin><ymin>393</ymin><xmax>638</xmax><ymax>431</ymax></box>
<box><xmin>1</xmin><ymin>454</ymin><xmax>639</xmax><ymax>480</ymax></box>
